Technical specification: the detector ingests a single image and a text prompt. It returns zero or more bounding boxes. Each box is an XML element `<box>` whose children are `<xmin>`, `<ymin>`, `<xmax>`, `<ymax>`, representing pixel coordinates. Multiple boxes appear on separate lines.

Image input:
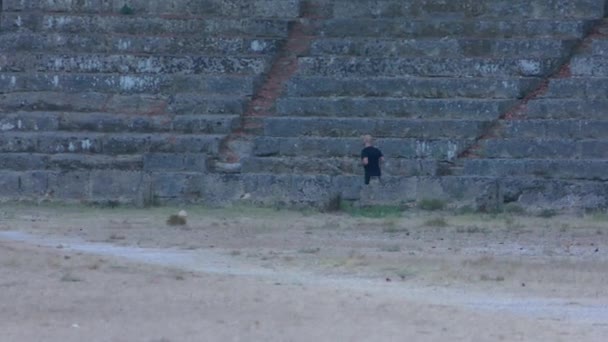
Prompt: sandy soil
<box><xmin>1</xmin><ymin>203</ymin><xmax>607</xmax><ymax>342</ymax></box>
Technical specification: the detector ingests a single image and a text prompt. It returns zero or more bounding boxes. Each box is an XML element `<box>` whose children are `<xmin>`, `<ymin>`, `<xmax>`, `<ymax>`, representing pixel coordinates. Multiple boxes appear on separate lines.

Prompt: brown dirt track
<box><xmin>1</xmin><ymin>203</ymin><xmax>607</xmax><ymax>341</ymax></box>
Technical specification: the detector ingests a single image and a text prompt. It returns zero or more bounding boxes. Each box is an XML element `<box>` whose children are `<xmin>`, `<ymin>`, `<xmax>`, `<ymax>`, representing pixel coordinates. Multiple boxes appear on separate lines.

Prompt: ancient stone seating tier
<box><xmin>1</xmin><ymin>0</ymin><xmax>608</xmax><ymax>210</ymax></box>
<box><xmin>0</xmin><ymin>0</ymin><xmax>299</xmax><ymax>204</ymax></box>
<box><xmin>243</xmin><ymin>0</ymin><xmax>608</xmax><ymax>209</ymax></box>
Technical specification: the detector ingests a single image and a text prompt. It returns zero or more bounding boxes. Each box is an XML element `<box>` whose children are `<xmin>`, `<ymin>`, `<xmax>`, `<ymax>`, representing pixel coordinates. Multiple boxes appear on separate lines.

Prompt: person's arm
<box><xmin>361</xmin><ymin>150</ymin><xmax>368</xmax><ymax>165</ymax></box>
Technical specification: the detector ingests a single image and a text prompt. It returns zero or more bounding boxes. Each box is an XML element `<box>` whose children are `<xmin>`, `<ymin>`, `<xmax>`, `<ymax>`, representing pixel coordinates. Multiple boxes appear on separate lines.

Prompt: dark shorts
<box><xmin>364</xmin><ymin>174</ymin><xmax>382</xmax><ymax>185</ymax></box>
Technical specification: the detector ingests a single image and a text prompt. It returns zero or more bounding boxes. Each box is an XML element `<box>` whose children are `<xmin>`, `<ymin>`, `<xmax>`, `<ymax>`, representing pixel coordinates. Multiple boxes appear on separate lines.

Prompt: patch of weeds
<box><xmin>342</xmin><ymin>202</ymin><xmax>403</xmax><ymax>218</ymax></box>
<box><xmin>379</xmin><ymin>244</ymin><xmax>401</xmax><ymax>252</ymax></box>
<box><xmin>60</xmin><ymin>273</ymin><xmax>83</xmax><ymax>282</ymax></box>
<box><xmin>417</xmin><ymin>199</ymin><xmax>446</xmax><ymax>211</ymax></box>
<box><xmin>229</xmin><ymin>250</ymin><xmax>242</xmax><ymax>256</ymax></box>
<box><xmin>120</xmin><ymin>4</ymin><xmax>134</xmax><ymax>15</ymax></box>
<box><xmin>589</xmin><ymin>211</ymin><xmax>608</xmax><ymax>222</ymax></box>
<box><xmin>166</xmin><ymin>214</ymin><xmax>187</xmax><ymax>226</ymax></box>
<box><xmin>87</xmin><ymin>263</ymin><xmax>101</xmax><ymax>270</ymax></box>
<box><xmin>382</xmin><ymin>225</ymin><xmax>409</xmax><ymax>234</ymax></box>
<box><xmin>504</xmin><ymin>203</ymin><xmax>526</xmax><ymax>214</ymax></box>
<box><xmin>298</xmin><ymin>247</ymin><xmax>321</xmax><ymax>254</ymax></box>
<box><xmin>480</xmin><ymin>274</ymin><xmax>505</xmax><ymax>282</ymax></box>
<box><xmin>504</xmin><ymin>216</ymin><xmax>526</xmax><ymax>230</ymax></box>
<box><xmin>456</xmin><ymin>225</ymin><xmax>488</xmax><ymax>234</ymax></box>
<box><xmin>537</xmin><ymin>209</ymin><xmax>558</xmax><ymax>218</ymax></box>
<box><xmin>424</xmin><ymin>217</ymin><xmax>448</xmax><ymax>227</ymax></box>
<box><xmin>108</xmin><ymin>233</ymin><xmax>126</xmax><ymax>241</ymax></box>
<box><xmin>560</xmin><ymin>223</ymin><xmax>570</xmax><ymax>232</ymax></box>
<box><xmin>395</xmin><ymin>268</ymin><xmax>416</xmax><ymax>280</ymax></box>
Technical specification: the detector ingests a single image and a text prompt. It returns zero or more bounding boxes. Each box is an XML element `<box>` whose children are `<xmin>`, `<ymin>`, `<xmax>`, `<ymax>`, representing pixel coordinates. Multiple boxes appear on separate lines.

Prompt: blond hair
<box><xmin>362</xmin><ymin>134</ymin><xmax>373</xmax><ymax>145</ymax></box>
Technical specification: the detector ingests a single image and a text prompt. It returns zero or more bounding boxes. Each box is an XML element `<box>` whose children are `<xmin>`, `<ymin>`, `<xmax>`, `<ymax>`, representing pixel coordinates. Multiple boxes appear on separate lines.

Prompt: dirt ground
<box><xmin>1</xmin><ymin>203</ymin><xmax>607</xmax><ymax>342</ymax></box>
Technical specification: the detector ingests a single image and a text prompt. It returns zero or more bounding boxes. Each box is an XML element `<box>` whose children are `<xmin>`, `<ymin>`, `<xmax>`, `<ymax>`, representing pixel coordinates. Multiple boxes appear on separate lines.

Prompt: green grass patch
<box><xmin>341</xmin><ymin>202</ymin><xmax>403</xmax><ymax>218</ymax></box>
<box><xmin>417</xmin><ymin>199</ymin><xmax>446</xmax><ymax>211</ymax></box>
<box><xmin>537</xmin><ymin>209</ymin><xmax>558</xmax><ymax>218</ymax></box>
<box><xmin>504</xmin><ymin>203</ymin><xmax>526</xmax><ymax>214</ymax></box>
<box><xmin>423</xmin><ymin>217</ymin><xmax>448</xmax><ymax>227</ymax></box>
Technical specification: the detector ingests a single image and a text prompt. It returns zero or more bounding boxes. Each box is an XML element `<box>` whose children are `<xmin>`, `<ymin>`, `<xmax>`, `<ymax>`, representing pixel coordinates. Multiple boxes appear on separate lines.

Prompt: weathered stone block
<box><xmin>525</xmin><ymin>99</ymin><xmax>608</xmax><ymax>119</ymax></box>
<box><xmin>298</xmin><ymin>56</ymin><xmax>560</xmax><ymax>78</ymax></box>
<box><xmin>0</xmin><ymin>153</ymin><xmax>49</xmax><ymax>170</ymax></box>
<box><xmin>167</xmin><ymin>94</ymin><xmax>246</xmax><ymax>115</ymax></box>
<box><xmin>287</xmin><ymin>76</ymin><xmax>538</xmax><ymax>99</ymax></box>
<box><xmin>47</xmin><ymin>171</ymin><xmax>91</xmax><ymax>199</ymax></box>
<box><xmin>90</xmin><ymin>170</ymin><xmax>143</xmax><ymax>201</ymax></box>
<box><xmin>149</xmin><ymin>172</ymin><xmax>203</xmax><ymax>201</ymax></box>
<box><xmin>276</xmin><ymin>97</ymin><xmax>513</xmax><ymax>119</ymax></box>
<box><xmin>263</xmin><ymin>117</ymin><xmax>488</xmax><ymax>139</ymax></box>
<box><xmin>479</xmin><ymin>139</ymin><xmax>578</xmax><ymax>159</ymax></box>
<box><xmin>48</xmin><ymin>154</ymin><xmax>142</xmax><ymax>170</ymax></box>
<box><xmin>143</xmin><ymin>153</ymin><xmax>206</xmax><ymax>172</ymax></box>
<box><xmin>315</xmin><ymin>19</ymin><xmax>591</xmax><ymax>39</ymax></box>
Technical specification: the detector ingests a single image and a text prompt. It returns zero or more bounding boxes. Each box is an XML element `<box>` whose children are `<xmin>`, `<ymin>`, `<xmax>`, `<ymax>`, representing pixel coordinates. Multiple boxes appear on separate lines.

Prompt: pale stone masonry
<box><xmin>1</xmin><ymin>0</ymin><xmax>608</xmax><ymax>211</ymax></box>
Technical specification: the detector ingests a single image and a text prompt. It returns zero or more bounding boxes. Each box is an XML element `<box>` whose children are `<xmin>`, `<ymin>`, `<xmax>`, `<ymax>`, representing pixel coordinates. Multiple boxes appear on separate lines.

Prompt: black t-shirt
<box><xmin>361</xmin><ymin>146</ymin><xmax>383</xmax><ymax>176</ymax></box>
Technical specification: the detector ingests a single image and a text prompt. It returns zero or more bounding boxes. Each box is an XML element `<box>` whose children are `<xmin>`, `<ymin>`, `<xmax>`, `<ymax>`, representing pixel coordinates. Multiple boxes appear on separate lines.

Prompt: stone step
<box><xmin>241</xmin><ymin>156</ymin><xmax>438</xmax><ymax>176</ymax></box>
<box><xmin>0</xmin><ymin>92</ymin><xmax>248</xmax><ymax>115</ymax></box>
<box><xmin>2</xmin><ymin>0</ymin><xmax>300</xmax><ymax>18</ymax></box>
<box><xmin>0</xmin><ymin>111</ymin><xmax>239</xmax><ymax>134</ymax></box>
<box><xmin>286</xmin><ymin>76</ymin><xmax>539</xmax><ymax>99</ymax></box>
<box><xmin>462</xmin><ymin>158</ymin><xmax>608</xmax><ymax>180</ymax></box>
<box><xmin>312</xmin><ymin>18</ymin><xmax>594</xmax><ymax>39</ymax></box>
<box><xmin>297</xmin><ymin>56</ymin><xmax>561</xmax><ymax>78</ymax></box>
<box><xmin>0</xmin><ymin>153</ymin><xmax>143</xmax><ymax>171</ymax></box>
<box><xmin>309</xmin><ymin>38</ymin><xmax>577</xmax><ymax>58</ymax></box>
<box><xmin>0</xmin><ymin>152</ymin><xmax>209</xmax><ymax>172</ymax></box>
<box><xmin>0</xmin><ymin>32</ymin><xmax>285</xmax><ymax>55</ymax></box>
<box><xmin>253</xmin><ymin>136</ymin><xmax>470</xmax><ymax>160</ymax></box>
<box><xmin>541</xmin><ymin>78</ymin><xmax>608</xmax><ymax>99</ymax></box>
<box><xmin>591</xmin><ymin>38</ymin><xmax>608</xmax><ymax>56</ymax></box>
<box><xmin>0</xmin><ymin>53</ymin><xmax>271</xmax><ymax>75</ymax></box>
<box><xmin>570</xmin><ymin>56</ymin><xmax>608</xmax><ymax>76</ymax></box>
<box><xmin>275</xmin><ymin>97</ymin><xmax>516</xmax><ymax>120</ymax></box>
<box><xmin>524</xmin><ymin>99</ymin><xmax>608</xmax><ymax>119</ymax></box>
<box><xmin>0</xmin><ymin>91</ymin><xmax>168</xmax><ymax>115</ymax></box>
<box><xmin>0</xmin><ymin>131</ymin><xmax>224</xmax><ymax>155</ymax></box>
<box><xmin>168</xmin><ymin>93</ymin><xmax>248</xmax><ymax>115</ymax></box>
<box><xmin>312</xmin><ymin>0</ymin><xmax>605</xmax><ymax>19</ymax></box>
<box><xmin>478</xmin><ymin>138</ymin><xmax>608</xmax><ymax>159</ymax></box>
<box><xmin>263</xmin><ymin>117</ymin><xmax>490</xmax><ymax>139</ymax></box>
<box><xmin>1</xmin><ymin>12</ymin><xmax>292</xmax><ymax>37</ymax></box>
<box><xmin>0</xmin><ymin>73</ymin><xmax>257</xmax><ymax>96</ymax></box>
<box><xmin>501</xmin><ymin>119</ymin><xmax>608</xmax><ymax>139</ymax></box>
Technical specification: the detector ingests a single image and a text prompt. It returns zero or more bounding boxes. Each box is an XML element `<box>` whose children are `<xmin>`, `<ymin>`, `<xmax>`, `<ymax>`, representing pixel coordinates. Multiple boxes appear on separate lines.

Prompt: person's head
<box><xmin>362</xmin><ymin>134</ymin><xmax>374</xmax><ymax>147</ymax></box>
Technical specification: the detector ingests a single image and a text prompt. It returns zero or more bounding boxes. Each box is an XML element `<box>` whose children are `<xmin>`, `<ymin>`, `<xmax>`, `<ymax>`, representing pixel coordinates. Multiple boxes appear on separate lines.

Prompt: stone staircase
<box><xmin>0</xmin><ymin>0</ymin><xmax>298</xmax><ymax>204</ymax></box>
<box><xmin>2</xmin><ymin>0</ymin><xmax>608</xmax><ymax>210</ymax></box>
<box><xmin>240</xmin><ymin>0</ymin><xmax>608</xmax><ymax>209</ymax></box>
<box><xmin>461</xmin><ymin>18</ymin><xmax>608</xmax><ymax>210</ymax></box>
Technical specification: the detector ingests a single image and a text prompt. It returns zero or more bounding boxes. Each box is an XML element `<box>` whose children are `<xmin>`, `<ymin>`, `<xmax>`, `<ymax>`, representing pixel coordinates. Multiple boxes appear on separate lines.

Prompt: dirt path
<box><xmin>1</xmin><ymin>204</ymin><xmax>607</xmax><ymax>341</ymax></box>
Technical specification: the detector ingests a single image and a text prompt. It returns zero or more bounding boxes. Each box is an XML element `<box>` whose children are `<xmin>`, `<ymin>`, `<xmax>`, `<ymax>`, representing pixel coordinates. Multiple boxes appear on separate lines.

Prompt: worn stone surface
<box><xmin>286</xmin><ymin>76</ymin><xmax>539</xmax><ymax>99</ymax></box>
<box><xmin>297</xmin><ymin>56</ymin><xmax>561</xmax><ymax>78</ymax></box>
<box><xmin>263</xmin><ymin>117</ymin><xmax>489</xmax><ymax>139</ymax></box>
<box><xmin>276</xmin><ymin>97</ymin><xmax>515</xmax><ymax>119</ymax></box>
<box><xmin>310</xmin><ymin>38</ymin><xmax>576</xmax><ymax>58</ymax></box>
<box><xmin>2</xmin><ymin>0</ymin><xmax>301</xmax><ymax>17</ymax></box>
<box><xmin>313</xmin><ymin>19</ymin><xmax>594</xmax><ymax>39</ymax></box>
<box><xmin>1</xmin><ymin>0</ymin><xmax>608</xmax><ymax>210</ymax></box>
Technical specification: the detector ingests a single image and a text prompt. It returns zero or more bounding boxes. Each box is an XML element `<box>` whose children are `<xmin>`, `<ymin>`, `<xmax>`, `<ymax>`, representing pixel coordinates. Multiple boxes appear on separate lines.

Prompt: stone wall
<box><xmin>1</xmin><ymin>0</ymin><xmax>608</xmax><ymax>211</ymax></box>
